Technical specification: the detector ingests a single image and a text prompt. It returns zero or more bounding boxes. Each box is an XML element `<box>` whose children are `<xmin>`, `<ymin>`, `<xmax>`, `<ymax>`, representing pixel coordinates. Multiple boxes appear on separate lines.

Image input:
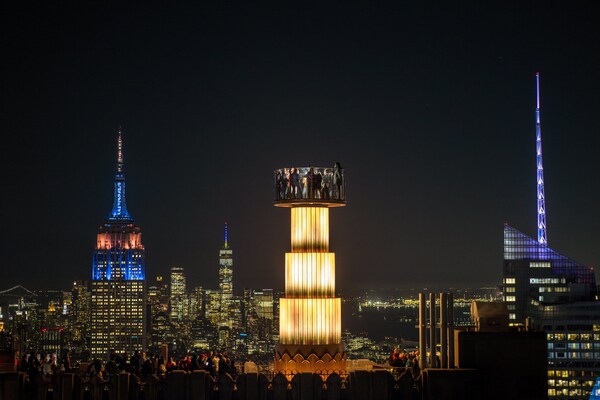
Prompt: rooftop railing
<box><xmin>274</xmin><ymin>165</ymin><xmax>346</xmax><ymax>207</ymax></box>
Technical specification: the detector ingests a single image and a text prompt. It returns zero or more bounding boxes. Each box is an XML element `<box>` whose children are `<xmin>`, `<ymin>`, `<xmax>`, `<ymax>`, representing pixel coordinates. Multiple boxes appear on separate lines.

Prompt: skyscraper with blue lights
<box><xmin>502</xmin><ymin>75</ymin><xmax>599</xmax><ymax>399</ymax></box>
<box><xmin>90</xmin><ymin>128</ymin><xmax>146</xmax><ymax>359</ymax></box>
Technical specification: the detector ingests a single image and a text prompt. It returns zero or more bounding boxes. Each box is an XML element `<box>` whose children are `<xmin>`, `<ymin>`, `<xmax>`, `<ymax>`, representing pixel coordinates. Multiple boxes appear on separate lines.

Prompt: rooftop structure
<box><xmin>273</xmin><ymin>164</ymin><xmax>346</xmax><ymax>380</ymax></box>
<box><xmin>274</xmin><ymin>164</ymin><xmax>345</xmax><ymax>207</ymax></box>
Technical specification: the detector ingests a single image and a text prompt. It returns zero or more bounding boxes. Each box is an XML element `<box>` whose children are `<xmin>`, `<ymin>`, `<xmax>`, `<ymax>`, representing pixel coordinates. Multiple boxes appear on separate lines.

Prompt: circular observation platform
<box><xmin>274</xmin><ymin>165</ymin><xmax>346</xmax><ymax>207</ymax></box>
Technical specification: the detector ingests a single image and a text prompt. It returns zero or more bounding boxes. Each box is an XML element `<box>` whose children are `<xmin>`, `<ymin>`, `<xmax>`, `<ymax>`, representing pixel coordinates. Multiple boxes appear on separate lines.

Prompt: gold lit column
<box><xmin>273</xmin><ymin>166</ymin><xmax>347</xmax><ymax>380</ymax></box>
<box><xmin>280</xmin><ymin>207</ymin><xmax>341</xmax><ymax>345</ymax></box>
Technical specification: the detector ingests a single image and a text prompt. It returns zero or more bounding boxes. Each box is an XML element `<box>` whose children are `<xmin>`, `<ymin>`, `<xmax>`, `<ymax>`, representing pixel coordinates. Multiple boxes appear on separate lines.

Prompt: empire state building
<box><xmin>90</xmin><ymin>128</ymin><xmax>146</xmax><ymax>359</ymax></box>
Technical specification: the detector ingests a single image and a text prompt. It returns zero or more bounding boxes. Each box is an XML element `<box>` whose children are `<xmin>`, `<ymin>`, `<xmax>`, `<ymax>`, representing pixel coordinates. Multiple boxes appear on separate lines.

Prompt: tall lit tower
<box><xmin>502</xmin><ymin>75</ymin><xmax>600</xmax><ymax>398</ymax></box>
<box><xmin>273</xmin><ymin>165</ymin><xmax>346</xmax><ymax>379</ymax></box>
<box><xmin>219</xmin><ymin>222</ymin><xmax>234</xmax><ymax>325</ymax></box>
<box><xmin>90</xmin><ymin>127</ymin><xmax>146</xmax><ymax>359</ymax></box>
<box><xmin>535</xmin><ymin>72</ymin><xmax>548</xmax><ymax>245</ymax></box>
<box><xmin>169</xmin><ymin>267</ymin><xmax>186</xmax><ymax>322</ymax></box>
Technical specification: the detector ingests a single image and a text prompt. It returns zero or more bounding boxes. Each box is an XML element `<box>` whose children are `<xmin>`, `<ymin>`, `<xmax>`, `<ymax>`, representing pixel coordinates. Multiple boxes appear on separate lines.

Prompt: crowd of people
<box><xmin>20</xmin><ymin>347</ymin><xmax>420</xmax><ymax>384</ymax></box>
<box><xmin>389</xmin><ymin>349</ymin><xmax>420</xmax><ymax>374</ymax></box>
<box><xmin>163</xmin><ymin>350</ymin><xmax>237</xmax><ymax>377</ymax></box>
<box><xmin>20</xmin><ymin>351</ymin><xmax>73</xmax><ymax>383</ymax></box>
<box><xmin>19</xmin><ymin>349</ymin><xmax>239</xmax><ymax>384</ymax></box>
<box><xmin>275</xmin><ymin>163</ymin><xmax>344</xmax><ymax>201</ymax></box>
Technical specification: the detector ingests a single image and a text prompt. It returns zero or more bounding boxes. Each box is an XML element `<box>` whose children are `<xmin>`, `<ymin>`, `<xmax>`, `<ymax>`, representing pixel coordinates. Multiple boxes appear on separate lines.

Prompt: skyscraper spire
<box><xmin>536</xmin><ymin>72</ymin><xmax>547</xmax><ymax>245</ymax></box>
<box><xmin>223</xmin><ymin>221</ymin><xmax>229</xmax><ymax>249</ymax></box>
<box><xmin>117</xmin><ymin>125</ymin><xmax>124</xmax><ymax>174</ymax></box>
<box><xmin>109</xmin><ymin>126</ymin><xmax>132</xmax><ymax>221</ymax></box>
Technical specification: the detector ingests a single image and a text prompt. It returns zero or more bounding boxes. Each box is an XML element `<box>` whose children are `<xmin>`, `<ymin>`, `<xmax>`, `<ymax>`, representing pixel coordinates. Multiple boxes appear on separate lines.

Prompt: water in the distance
<box><xmin>342</xmin><ymin>298</ymin><xmax>419</xmax><ymax>342</ymax></box>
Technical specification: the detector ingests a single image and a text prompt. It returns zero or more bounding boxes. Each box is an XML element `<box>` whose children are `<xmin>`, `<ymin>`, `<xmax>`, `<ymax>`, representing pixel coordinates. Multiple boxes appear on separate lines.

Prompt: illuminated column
<box><xmin>273</xmin><ymin>165</ymin><xmax>346</xmax><ymax>380</ymax></box>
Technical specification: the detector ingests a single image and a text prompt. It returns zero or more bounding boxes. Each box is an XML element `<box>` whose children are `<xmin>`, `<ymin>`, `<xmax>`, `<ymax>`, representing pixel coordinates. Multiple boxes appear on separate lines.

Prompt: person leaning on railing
<box><xmin>389</xmin><ymin>348</ymin><xmax>403</xmax><ymax>367</ymax></box>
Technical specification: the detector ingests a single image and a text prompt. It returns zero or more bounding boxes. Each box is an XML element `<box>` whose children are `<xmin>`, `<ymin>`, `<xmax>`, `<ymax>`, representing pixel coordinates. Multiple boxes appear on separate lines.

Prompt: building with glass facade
<box><xmin>501</xmin><ymin>75</ymin><xmax>600</xmax><ymax>399</ymax></box>
<box><xmin>169</xmin><ymin>267</ymin><xmax>186</xmax><ymax>322</ymax></box>
<box><xmin>90</xmin><ymin>128</ymin><xmax>146</xmax><ymax>359</ymax></box>
<box><xmin>502</xmin><ymin>224</ymin><xmax>600</xmax><ymax>399</ymax></box>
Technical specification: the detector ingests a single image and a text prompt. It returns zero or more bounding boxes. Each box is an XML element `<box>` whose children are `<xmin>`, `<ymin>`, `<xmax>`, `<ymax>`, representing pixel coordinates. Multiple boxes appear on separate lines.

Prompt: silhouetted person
<box><xmin>27</xmin><ymin>353</ymin><xmax>41</xmax><ymax>380</ymax></box>
<box><xmin>333</xmin><ymin>162</ymin><xmax>343</xmax><ymax>199</ymax></box>
<box><xmin>290</xmin><ymin>168</ymin><xmax>300</xmax><ymax>199</ymax></box>
<box><xmin>305</xmin><ymin>167</ymin><xmax>315</xmax><ymax>198</ymax></box>
<box><xmin>314</xmin><ymin>169</ymin><xmax>322</xmax><ymax>199</ymax></box>
<box><xmin>20</xmin><ymin>353</ymin><xmax>28</xmax><ymax>372</ymax></box>
<box><xmin>62</xmin><ymin>351</ymin><xmax>72</xmax><ymax>373</ymax></box>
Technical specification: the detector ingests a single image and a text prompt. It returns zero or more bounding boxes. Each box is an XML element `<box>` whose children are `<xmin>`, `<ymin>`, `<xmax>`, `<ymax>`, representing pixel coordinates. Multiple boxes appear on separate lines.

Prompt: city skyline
<box><xmin>2</xmin><ymin>3</ymin><xmax>600</xmax><ymax>291</ymax></box>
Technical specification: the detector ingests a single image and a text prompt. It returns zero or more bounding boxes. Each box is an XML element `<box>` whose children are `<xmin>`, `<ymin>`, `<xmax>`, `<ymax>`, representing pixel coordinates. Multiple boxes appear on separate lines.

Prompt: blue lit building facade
<box><xmin>503</xmin><ymin>224</ymin><xmax>596</xmax><ymax>324</ymax></box>
<box><xmin>590</xmin><ymin>377</ymin><xmax>600</xmax><ymax>400</ymax></box>
<box><xmin>501</xmin><ymin>75</ymin><xmax>600</xmax><ymax>399</ymax></box>
<box><xmin>502</xmin><ymin>226</ymin><xmax>600</xmax><ymax>399</ymax></box>
<box><xmin>90</xmin><ymin>128</ymin><xmax>146</xmax><ymax>359</ymax></box>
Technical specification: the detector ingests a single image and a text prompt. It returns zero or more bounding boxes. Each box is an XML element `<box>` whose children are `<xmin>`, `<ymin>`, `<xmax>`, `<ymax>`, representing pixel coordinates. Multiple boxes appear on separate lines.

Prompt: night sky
<box><xmin>2</xmin><ymin>2</ymin><xmax>599</xmax><ymax>292</ymax></box>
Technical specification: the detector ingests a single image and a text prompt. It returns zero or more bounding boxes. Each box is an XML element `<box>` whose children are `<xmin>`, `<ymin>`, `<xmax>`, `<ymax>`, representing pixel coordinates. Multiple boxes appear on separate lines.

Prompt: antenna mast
<box><xmin>536</xmin><ymin>72</ymin><xmax>548</xmax><ymax>245</ymax></box>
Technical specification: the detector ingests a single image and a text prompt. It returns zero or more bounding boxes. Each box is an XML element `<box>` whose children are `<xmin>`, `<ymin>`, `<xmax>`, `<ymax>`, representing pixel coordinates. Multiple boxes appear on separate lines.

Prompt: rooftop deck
<box><xmin>274</xmin><ymin>166</ymin><xmax>346</xmax><ymax>207</ymax></box>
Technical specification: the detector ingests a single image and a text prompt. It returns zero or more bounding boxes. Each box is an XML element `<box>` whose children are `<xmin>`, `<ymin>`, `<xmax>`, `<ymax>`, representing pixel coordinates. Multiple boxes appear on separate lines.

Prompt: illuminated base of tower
<box><xmin>274</xmin><ymin>343</ymin><xmax>347</xmax><ymax>381</ymax></box>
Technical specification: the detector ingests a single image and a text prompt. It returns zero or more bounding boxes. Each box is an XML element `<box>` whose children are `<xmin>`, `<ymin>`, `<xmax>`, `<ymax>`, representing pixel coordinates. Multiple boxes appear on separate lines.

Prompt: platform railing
<box><xmin>274</xmin><ymin>166</ymin><xmax>345</xmax><ymax>204</ymax></box>
<box><xmin>0</xmin><ymin>369</ymin><xmax>425</xmax><ymax>400</ymax></box>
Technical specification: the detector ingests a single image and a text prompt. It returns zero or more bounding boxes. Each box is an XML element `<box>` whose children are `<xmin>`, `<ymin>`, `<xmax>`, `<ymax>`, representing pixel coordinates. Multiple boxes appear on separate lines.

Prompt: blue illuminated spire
<box><xmin>535</xmin><ymin>73</ymin><xmax>547</xmax><ymax>245</ymax></box>
<box><xmin>223</xmin><ymin>221</ymin><xmax>230</xmax><ymax>249</ymax></box>
<box><xmin>109</xmin><ymin>126</ymin><xmax>132</xmax><ymax>221</ymax></box>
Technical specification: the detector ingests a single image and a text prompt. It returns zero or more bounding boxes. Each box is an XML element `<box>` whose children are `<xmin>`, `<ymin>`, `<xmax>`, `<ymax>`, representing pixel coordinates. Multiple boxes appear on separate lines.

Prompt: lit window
<box><xmin>530</xmin><ymin>262</ymin><xmax>551</xmax><ymax>268</ymax></box>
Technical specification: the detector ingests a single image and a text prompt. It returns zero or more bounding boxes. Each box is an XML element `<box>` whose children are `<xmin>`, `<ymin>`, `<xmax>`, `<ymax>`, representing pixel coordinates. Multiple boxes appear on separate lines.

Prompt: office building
<box><xmin>169</xmin><ymin>267</ymin><xmax>186</xmax><ymax>322</ymax></box>
<box><xmin>90</xmin><ymin>128</ymin><xmax>146</xmax><ymax>359</ymax></box>
<box><xmin>70</xmin><ymin>280</ymin><xmax>90</xmax><ymax>347</ymax></box>
<box><xmin>502</xmin><ymin>74</ymin><xmax>600</xmax><ymax>399</ymax></box>
<box><xmin>219</xmin><ymin>222</ymin><xmax>234</xmax><ymax>327</ymax></box>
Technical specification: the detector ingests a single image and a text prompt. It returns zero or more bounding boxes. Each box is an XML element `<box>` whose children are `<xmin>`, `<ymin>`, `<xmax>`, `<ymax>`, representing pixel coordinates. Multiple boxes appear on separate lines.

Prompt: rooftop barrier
<box><xmin>274</xmin><ymin>165</ymin><xmax>346</xmax><ymax>207</ymax></box>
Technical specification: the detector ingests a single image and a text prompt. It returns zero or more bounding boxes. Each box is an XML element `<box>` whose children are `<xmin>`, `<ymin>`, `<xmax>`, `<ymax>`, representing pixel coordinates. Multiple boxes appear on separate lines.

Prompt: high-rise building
<box><xmin>502</xmin><ymin>75</ymin><xmax>600</xmax><ymax>399</ymax></box>
<box><xmin>90</xmin><ymin>128</ymin><xmax>146</xmax><ymax>359</ymax></box>
<box><xmin>502</xmin><ymin>225</ymin><xmax>596</xmax><ymax>323</ymax></box>
<box><xmin>238</xmin><ymin>288</ymin><xmax>275</xmax><ymax>355</ymax></box>
<box><xmin>254</xmin><ymin>289</ymin><xmax>275</xmax><ymax>353</ymax></box>
<box><xmin>169</xmin><ymin>267</ymin><xmax>186</xmax><ymax>322</ymax></box>
<box><xmin>70</xmin><ymin>280</ymin><xmax>90</xmax><ymax>348</ymax></box>
<box><xmin>204</xmin><ymin>289</ymin><xmax>221</xmax><ymax>325</ymax></box>
<box><xmin>273</xmin><ymin>165</ymin><xmax>347</xmax><ymax>379</ymax></box>
<box><xmin>189</xmin><ymin>286</ymin><xmax>204</xmax><ymax>319</ymax></box>
<box><xmin>40</xmin><ymin>327</ymin><xmax>64</xmax><ymax>358</ymax></box>
<box><xmin>219</xmin><ymin>222</ymin><xmax>233</xmax><ymax>326</ymax></box>
<box><xmin>254</xmin><ymin>289</ymin><xmax>274</xmax><ymax>321</ymax></box>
